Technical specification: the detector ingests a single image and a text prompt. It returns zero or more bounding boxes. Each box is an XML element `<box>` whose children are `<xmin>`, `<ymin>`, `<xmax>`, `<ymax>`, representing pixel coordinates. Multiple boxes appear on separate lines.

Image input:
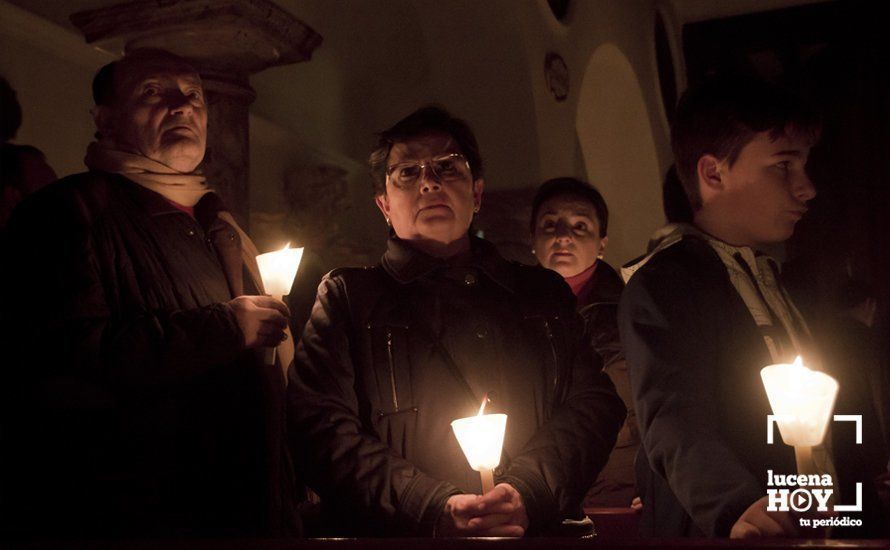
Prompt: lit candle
<box><xmin>451</xmin><ymin>396</ymin><xmax>507</xmax><ymax>494</ymax></box>
<box><xmin>255</xmin><ymin>243</ymin><xmax>304</xmax><ymax>365</ymax></box>
<box><xmin>255</xmin><ymin>243</ymin><xmax>304</xmax><ymax>301</ymax></box>
<box><xmin>760</xmin><ymin>356</ymin><xmax>839</xmax><ymax>474</ymax></box>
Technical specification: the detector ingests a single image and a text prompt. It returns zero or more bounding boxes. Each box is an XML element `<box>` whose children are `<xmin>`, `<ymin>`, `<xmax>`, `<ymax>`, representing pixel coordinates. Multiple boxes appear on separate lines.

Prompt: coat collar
<box><xmin>381</xmin><ymin>234</ymin><xmax>519</xmax><ymax>293</ymax></box>
<box><xmin>105</xmin><ymin>171</ymin><xmax>223</xmax><ymax>229</ymax></box>
<box><xmin>578</xmin><ymin>259</ymin><xmax>624</xmax><ymax>307</ymax></box>
<box><xmin>105</xmin><ymin>172</ymin><xmax>180</xmax><ymax>216</ymax></box>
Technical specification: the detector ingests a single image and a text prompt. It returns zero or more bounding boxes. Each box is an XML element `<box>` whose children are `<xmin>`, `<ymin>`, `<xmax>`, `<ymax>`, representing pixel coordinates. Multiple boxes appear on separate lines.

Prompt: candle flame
<box><xmin>281</xmin><ymin>242</ymin><xmax>291</xmax><ymax>251</ymax></box>
<box><xmin>477</xmin><ymin>393</ymin><xmax>490</xmax><ymax>416</ymax></box>
<box><xmin>793</xmin><ymin>355</ymin><xmax>803</xmax><ymax>368</ymax></box>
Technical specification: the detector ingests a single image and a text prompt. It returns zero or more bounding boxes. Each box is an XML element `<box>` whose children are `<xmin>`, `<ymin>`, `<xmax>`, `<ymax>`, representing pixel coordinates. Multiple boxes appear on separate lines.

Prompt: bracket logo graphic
<box><xmin>766</xmin><ymin>414</ymin><xmax>862</xmax><ymax>445</ymax></box>
<box><xmin>765</xmin><ymin>414</ymin><xmax>863</xmax><ymax>513</ymax></box>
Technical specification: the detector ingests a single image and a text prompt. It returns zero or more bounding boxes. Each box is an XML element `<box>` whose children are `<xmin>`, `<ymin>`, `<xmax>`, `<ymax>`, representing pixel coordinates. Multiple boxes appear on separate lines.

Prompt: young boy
<box><xmin>618</xmin><ymin>76</ymin><xmax>880</xmax><ymax>538</ymax></box>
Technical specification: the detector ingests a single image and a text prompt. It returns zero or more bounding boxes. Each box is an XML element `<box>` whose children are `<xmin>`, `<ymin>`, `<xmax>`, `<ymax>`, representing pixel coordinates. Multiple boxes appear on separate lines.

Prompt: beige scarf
<box><xmin>84</xmin><ymin>142</ymin><xmax>294</xmax><ymax>381</ymax></box>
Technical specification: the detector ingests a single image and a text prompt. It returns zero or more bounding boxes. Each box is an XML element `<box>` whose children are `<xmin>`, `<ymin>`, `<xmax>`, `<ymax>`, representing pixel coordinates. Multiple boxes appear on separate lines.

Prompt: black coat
<box><xmin>0</xmin><ymin>172</ymin><xmax>299</xmax><ymax>538</ymax></box>
<box><xmin>577</xmin><ymin>261</ymin><xmax>625</xmax><ymax>370</ymax></box>
<box><xmin>619</xmin><ymin>236</ymin><xmax>887</xmax><ymax>537</ymax></box>
<box><xmin>578</xmin><ymin>261</ymin><xmax>639</xmax><ymax>508</ymax></box>
<box><xmin>619</xmin><ymin>237</ymin><xmax>796</xmax><ymax>537</ymax></box>
<box><xmin>287</xmin><ymin>236</ymin><xmax>625</xmax><ymax>536</ymax></box>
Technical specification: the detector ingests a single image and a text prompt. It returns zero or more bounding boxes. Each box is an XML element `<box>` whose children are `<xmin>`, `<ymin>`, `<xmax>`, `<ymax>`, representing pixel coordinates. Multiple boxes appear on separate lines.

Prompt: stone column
<box><xmin>71</xmin><ymin>0</ymin><xmax>322</xmax><ymax>227</ymax></box>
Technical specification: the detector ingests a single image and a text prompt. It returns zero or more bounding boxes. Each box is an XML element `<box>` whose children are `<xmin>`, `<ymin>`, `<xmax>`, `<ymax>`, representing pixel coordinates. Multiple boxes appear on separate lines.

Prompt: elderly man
<box><xmin>0</xmin><ymin>49</ymin><xmax>298</xmax><ymax>538</ymax></box>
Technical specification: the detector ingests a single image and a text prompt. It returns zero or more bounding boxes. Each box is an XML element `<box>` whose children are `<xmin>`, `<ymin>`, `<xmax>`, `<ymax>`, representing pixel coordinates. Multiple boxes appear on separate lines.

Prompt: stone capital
<box><xmin>70</xmin><ymin>0</ymin><xmax>322</xmax><ymax>78</ymax></box>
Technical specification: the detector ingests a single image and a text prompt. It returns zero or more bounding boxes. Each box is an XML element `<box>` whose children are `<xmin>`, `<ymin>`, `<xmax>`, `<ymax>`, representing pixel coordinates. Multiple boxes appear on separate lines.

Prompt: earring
<box><xmin>531</xmin><ymin>248</ymin><xmax>536</xmax><ymax>255</ymax></box>
<box><xmin>385</xmin><ymin>217</ymin><xmax>391</xmax><ymax>227</ymax></box>
<box><xmin>474</xmin><ymin>206</ymin><xmax>480</xmax><ymax>213</ymax></box>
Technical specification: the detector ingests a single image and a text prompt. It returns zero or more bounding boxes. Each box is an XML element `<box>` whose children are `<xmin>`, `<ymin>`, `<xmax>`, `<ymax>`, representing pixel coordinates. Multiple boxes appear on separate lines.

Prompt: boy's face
<box><xmin>708</xmin><ymin>130</ymin><xmax>816</xmax><ymax>247</ymax></box>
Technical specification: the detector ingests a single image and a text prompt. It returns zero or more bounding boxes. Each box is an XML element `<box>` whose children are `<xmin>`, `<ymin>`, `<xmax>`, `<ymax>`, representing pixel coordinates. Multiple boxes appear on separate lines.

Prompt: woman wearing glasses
<box><xmin>287</xmin><ymin>106</ymin><xmax>624</xmax><ymax>538</ymax></box>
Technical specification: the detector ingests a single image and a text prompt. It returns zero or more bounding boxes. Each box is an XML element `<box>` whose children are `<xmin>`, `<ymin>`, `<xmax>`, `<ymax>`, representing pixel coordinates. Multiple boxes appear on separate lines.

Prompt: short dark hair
<box><xmin>92</xmin><ymin>48</ymin><xmax>198</xmax><ymax>107</ymax></box>
<box><xmin>530</xmin><ymin>177</ymin><xmax>609</xmax><ymax>237</ymax></box>
<box><xmin>368</xmin><ymin>105</ymin><xmax>483</xmax><ymax>196</ymax></box>
<box><xmin>672</xmin><ymin>76</ymin><xmax>821</xmax><ymax>211</ymax></box>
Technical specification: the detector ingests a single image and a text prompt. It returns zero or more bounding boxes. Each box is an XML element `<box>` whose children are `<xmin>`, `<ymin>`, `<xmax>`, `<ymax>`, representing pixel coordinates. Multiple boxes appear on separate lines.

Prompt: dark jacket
<box><xmin>287</xmin><ymin>236</ymin><xmax>625</xmax><ymax>536</ymax></box>
<box><xmin>578</xmin><ymin>261</ymin><xmax>624</xmax><ymax>370</ymax></box>
<box><xmin>578</xmin><ymin>261</ymin><xmax>639</xmax><ymax>508</ymax></box>
<box><xmin>0</xmin><ymin>172</ymin><xmax>299</xmax><ymax>538</ymax></box>
<box><xmin>619</xmin><ymin>237</ymin><xmax>796</xmax><ymax>537</ymax></box>
<box><xmin>619</xmin><ymin>235</ymin><xmax>887</xmax><ymax>537</ymax></box>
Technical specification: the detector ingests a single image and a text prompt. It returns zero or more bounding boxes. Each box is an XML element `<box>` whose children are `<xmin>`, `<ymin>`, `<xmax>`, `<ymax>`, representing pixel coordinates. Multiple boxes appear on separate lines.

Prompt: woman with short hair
<box><xmin>288</xmin><ymin>108</ymin><xmax>624</xmax><ymax>537</ymax></box>
<box><xmin>531</xmin><ymin>177</ymin><xmax>639</xmax><ymax>510</ymax></box>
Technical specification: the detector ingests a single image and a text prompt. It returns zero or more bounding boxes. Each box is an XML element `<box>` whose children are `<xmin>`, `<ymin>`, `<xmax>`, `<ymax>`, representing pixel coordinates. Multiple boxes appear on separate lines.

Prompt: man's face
<box><xmin>533</xmin><ymin>194</ymin><xmax>607</xmax><ymax>278</ymax></box>
<box><xmin>104</xmin><ymin>63</ymin><xmax>207</xmax><ymax>172</ymax></box>
<box><xmin>709</xmin><ymin>130</ymin><xmax>816</xmax><ymax>247</ymax></box>
<box><xmin>375</xmin><ymin>132</ymin><xmax>483</xmax><ymax>247</ymax></box>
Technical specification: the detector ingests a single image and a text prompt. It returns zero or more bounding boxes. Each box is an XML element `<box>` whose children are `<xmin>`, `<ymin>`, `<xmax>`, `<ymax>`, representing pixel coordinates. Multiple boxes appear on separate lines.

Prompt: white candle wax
<box><xmin>760</xmin><ymin>356</ymin><xmax>838</xmax><ymax>447</ymax></box>
<box><xmin>256</xmin><ymin>244</ymin><xmax>304</xmax><ymax>299</ymax></box>
<box><xmin>451</xmin><ymin>413</ymin><xmax>507</xmax><ymax>472</ymax></box>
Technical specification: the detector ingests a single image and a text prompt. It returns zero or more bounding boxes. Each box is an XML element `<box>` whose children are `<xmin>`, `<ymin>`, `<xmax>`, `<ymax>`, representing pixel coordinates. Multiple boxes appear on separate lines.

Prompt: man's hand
<box><xmin>228</xmin><ymin>295</ymin><xmax>290</xmax><ymax>348</ymax></box>
<box><xmin>730</xmin><ymin>496</ymin><xmax>800</xmax><ymax>538</ymax></box>
<box><xmin>437</xmin><ymin>483</ymin><xmax>529</xmax><ymax>537</ymax></box>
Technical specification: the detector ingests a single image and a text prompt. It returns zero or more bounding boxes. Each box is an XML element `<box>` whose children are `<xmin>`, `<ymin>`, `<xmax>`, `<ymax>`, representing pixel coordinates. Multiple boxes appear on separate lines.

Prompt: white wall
<box><xmin>576</xmin><ymin>43</ymin><xmax>664</xmax><ymax>267</ymax></box>
<box><xmin>514</xmin><ymin>0</ymin><xmax>675</xmax><ymax>266</ymax></box>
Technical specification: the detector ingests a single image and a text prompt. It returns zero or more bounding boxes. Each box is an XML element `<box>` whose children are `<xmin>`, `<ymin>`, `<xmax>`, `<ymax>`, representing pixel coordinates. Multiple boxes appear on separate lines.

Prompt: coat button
<box><xmin>475</xmin><ymin>326</ymin><xmax>488</xmax><ymax>339</ymax></box>
<box><xmin>464</xmin><ymin>273</ymin><xmax>477</xmax><ymax>286</ymax></box>
<box><xmin>187</xmin><ymin>229</ymin><xmax>195</xmax><ymax>236</ymax></box>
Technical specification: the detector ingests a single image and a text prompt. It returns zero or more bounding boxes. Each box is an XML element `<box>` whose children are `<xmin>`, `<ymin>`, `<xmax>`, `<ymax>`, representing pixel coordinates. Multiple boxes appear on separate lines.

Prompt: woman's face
<box><xmin>375</xmin><ymin>132</ymin><xmax>483</xmax><ymax>253</ymax></box>
<box><xmin>533</xmin><ymin>194</ymin><xmax>607</xmax><ymax>278</ymax></box>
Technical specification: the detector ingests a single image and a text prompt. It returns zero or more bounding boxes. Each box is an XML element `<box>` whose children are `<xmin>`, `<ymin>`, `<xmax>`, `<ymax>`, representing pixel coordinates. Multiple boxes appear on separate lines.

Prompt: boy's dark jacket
<box><xmin>620</xmin><ymin>233</ymin><xmax>886</xmax><ymax>537</ymax></box>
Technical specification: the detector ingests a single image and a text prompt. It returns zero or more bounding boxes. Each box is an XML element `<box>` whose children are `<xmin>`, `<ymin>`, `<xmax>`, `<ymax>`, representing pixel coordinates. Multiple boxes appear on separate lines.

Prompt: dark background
<box><xmin>679</xmin><ymin>0</ymin><xmax>889</xmax><ymax>327</ymax></box>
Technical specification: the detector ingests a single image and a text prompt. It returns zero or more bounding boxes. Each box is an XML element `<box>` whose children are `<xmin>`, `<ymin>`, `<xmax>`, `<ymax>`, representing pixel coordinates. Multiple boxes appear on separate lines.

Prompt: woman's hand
<box><xmin>437</xmin><ymin>483</ymin><xmax>529</xmax><ymax>537</ymax></box>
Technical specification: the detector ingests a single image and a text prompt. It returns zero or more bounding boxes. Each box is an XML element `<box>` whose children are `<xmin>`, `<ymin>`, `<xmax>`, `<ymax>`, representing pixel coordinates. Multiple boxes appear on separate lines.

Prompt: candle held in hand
<box><xmin>256</xmin><ymin>243</ymin><xmax>304</xmax><ymax>366</ymax></box>
<box><xmin>451</xmin><ymin>395</ymin><xmax>507</xmax><ymax>493</ymax></box>
<box><xmin>256</xmin><ymin>243</ymin><xmax>304</xmax><ymax>300</ymax></box>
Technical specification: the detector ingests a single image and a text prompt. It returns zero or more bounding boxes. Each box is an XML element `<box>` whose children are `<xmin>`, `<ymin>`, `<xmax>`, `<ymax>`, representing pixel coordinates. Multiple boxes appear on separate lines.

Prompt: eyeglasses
<box><xmin>386</xmin><ymin>153</ymin><xmax>471</xmax><ymax>190</ymax></box>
